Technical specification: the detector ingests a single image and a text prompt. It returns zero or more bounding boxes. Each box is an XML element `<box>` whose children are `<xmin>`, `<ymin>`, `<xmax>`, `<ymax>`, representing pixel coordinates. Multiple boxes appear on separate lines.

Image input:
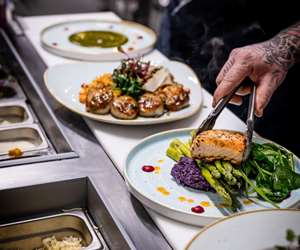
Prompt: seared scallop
<box><xmin>111</xmin><ymin>96</ymin><xmax>138</xmax><ymax>119</ymax></box>
<box><xmin>191</xmin><ymin>130</ymin><xmax>246</xmax><ymax>165</ymax></box>
<box><xmin>158</xmin><ymin>84</ymin><xmax>190</xmax><ymax>111</ymax></box>
<box><xmin>85</xmin><ymin>87</ymin><xmax>113</xmax><ymax>114</ymax></box>
<box><xmin>138</xmin><ymin>93</ymin><xmax>164</xmax><ymax>117</ymax></box>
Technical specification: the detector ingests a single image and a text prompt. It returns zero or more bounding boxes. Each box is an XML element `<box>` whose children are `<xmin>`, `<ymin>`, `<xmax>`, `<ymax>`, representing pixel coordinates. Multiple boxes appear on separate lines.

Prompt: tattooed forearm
<box><xmin>214</xmin><ymin>21</ymin><xmax>300</xmax><ymax>115</ymax></box>
<box><xmin>263</xmin><ymin>21</ymin><xmax>300</xmax><ymax>71</ymax></box>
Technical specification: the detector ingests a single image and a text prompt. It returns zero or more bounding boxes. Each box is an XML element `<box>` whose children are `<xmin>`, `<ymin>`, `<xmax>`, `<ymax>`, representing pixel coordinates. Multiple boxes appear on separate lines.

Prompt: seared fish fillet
<box><xmin>191</xmin><ymin>130</ymin><xmax>246</xmax><ymax>165</ymax></box>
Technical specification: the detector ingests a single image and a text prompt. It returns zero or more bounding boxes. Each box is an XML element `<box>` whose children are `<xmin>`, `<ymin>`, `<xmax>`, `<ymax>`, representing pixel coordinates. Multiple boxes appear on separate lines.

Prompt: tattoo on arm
<box><xmin>222</xmin><ymin>58</ymin><xmax>234</xmax><ymax>75</ymax></box>
<box><xmin>263</xmin><ymin>21</ymin><xmax>300</xmax><ymax>71</ymax></box>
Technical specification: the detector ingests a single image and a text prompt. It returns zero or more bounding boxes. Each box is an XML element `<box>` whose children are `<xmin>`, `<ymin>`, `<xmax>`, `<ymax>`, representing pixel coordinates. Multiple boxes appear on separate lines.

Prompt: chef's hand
<box><xmin>213</xmin><ymin>21</ymin><xmax>300</xmax><ymax>117</ymax></box>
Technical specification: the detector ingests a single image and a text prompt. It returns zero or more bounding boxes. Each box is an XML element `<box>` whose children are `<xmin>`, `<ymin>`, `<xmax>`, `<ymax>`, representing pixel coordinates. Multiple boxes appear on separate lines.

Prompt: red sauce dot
<box><xmin>128</xmin><ymin>47</ymin><xmax>134</xmax><ymax>51</ymax></box>
<box><xmin>142</xmin><ymin>165</ymin><xmax>155</xmax><ymax>172</ymax></box>
<box><xmin>191</xmin><ymin>205</ymin><xmax>205</xmax><ymax>214</ymax></box>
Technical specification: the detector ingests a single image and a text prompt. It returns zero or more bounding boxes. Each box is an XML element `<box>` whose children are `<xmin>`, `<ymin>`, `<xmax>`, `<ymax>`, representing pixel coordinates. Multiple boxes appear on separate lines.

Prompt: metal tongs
<box><xmin>194</xmin><ymin>82</ymin><xmax>256</xmax><ymax>163</ymax></box>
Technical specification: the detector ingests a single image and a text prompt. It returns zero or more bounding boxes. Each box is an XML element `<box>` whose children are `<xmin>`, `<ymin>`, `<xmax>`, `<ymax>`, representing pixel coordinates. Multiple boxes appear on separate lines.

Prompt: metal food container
<box><xmin>0</xmin><ymin>101</ymin><xmax>33</xmax><ymax>127</ymax></box>
<box><xmin>0</xmin><ymin>77</ymin><xmax>26</xmax><ymax>102</ymax></box>
<box><xmin>0</xmin><ymin>209</ymin><xmax>103</xmax><ymax>250</ymax></box>
<box><xmin>0</xmin><ymin>124</ymin><xmax>48</xmax><ymax>156</ymax></box>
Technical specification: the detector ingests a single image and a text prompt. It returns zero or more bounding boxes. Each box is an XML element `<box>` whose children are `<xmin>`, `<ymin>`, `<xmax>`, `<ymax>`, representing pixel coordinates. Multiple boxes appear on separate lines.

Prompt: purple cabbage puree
<box><xmin>171</xmin><ymin>157</ymin><xmax>213</xmax><ymax>192</ymax></box>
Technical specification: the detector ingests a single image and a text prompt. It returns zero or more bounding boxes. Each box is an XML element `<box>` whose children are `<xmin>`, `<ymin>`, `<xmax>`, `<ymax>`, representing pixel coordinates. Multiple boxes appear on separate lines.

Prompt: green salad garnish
<box><xmin>112</xmin><ymin>58</ymin><xmax>150</xmax><ymax>98</ymax></box>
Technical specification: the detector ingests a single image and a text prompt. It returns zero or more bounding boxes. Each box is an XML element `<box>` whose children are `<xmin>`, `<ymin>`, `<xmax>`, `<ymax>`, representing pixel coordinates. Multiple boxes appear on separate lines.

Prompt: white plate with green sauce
<box><xmin>186</xmin><ymin>209</ymin><xmax>300</xmax><ymax>250</ymax></box>
<box><xmin>40</xmin><ymin>20</ymin><xmax>157</xmax><ymax>61</ymax></box>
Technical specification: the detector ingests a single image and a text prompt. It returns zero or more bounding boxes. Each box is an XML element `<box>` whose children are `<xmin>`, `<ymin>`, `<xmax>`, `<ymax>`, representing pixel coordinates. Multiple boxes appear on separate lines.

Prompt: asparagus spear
<box><xmin>166</xmin><ymin>138</ymin><xmax>191</xmax><ymax>161</ymax></box>
<box><xmin>232</xmin><ymin>168</ymin><xmax>243</xmax><ymax>178</ymax></box>
<box><xmin>205</xmin><ymin>164</ymin><xmax>221</xmax><ymax>179</ymax></box>
<box><xmin>219</xmin><ymin>179</ymin><xmax>242</xmax><ymax>212</ymax></box>
<box><xmin>170</xmin><ymin>139</ymin><xmax>192</xmax><ymax>158</ymax></box>
<box><xmin>215</xmin><ymin>161</ymin><xmax>237</xmax><ymax>186</ymax></box>
<box><xmin>222</xmin><ymin>161</ymin><xmax>233</xmax><ymax>172</ymax></box>
<box><xmin>201</xmin><ymin>167</ymin><xmax>232</xmax><ymax>207</ymax></box>
<box><xmin>166</xmin><ymin>146</ymin><xmax>182</xmax><ymax>162</ymax></box>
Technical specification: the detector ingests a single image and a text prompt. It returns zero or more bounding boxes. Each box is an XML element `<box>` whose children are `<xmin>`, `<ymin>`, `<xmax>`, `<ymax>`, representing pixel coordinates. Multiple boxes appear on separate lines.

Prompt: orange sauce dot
<box><xmin>157</xmin><ymin>159</ymin><xmax>165</xmax><ymax>163</ymax></box>
<box><xmin>187</xmin><ymin>199</ymin><xmax>194</xmax><ymax>203</ymax></box>
<box><xmin>200</xmin><ymin>201</ymin><xmax>211</xmax><ymax>207</ymax></box>
<box><xmin>157</xmin><ymin>187</ymin><xmax>170</xmax><ymax>196</ymax></box>
<box><xmin>154</xmin><ymin>166</ymin><xmax>161</xmax><ymax>174</ymax></box>
<box><xmin>178</xmin><ymin>196</ymin><xmax>186</xmax><ymax>202</ymax></box>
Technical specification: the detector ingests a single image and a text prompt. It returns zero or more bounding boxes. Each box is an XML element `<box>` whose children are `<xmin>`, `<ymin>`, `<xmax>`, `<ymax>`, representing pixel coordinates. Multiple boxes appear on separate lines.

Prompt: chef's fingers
<box><xmin>229</xmin><ymin>95</ymin><xmax>243</xmax><ymax>105</ymax></box>
<box><xmin>213</xmin><ymin>62</ymin><xmax>250</xmax><ymax>106</ymax></box>
<box><xmin>216</xmin><ymin>57</ymin><xmax>235</xmax><ymax>85</ymax></box>
<box><xmin>236</xmin><ymin>85</ymin><xmax>252</xmax><ymax>96</ymax></box>
<box><xmin>255</xmin><ymin>72</ymin><xmax>285</xmax><ymax>117</ymax></box>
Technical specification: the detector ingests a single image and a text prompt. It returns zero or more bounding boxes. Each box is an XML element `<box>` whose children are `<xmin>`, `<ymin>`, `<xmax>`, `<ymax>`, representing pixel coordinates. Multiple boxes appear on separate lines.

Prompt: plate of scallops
<box><xmin>44</xmin><ymin>58</ymin><xmax>202</xmax><ymax>125</ymax></box>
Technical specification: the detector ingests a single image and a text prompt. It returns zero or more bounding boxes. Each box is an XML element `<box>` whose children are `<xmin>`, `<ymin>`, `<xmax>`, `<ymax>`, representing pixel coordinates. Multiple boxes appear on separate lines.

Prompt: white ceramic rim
<box><xmin>185</xmin><ymin>208</ymin><xmax>300</xmax><ymax>250</ymax></box>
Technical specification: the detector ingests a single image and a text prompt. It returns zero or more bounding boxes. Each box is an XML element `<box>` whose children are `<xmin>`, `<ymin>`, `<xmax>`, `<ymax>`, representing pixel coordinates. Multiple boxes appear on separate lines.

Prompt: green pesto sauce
<box><xmin>69</xmin><ymin>30</ymin><xmax>128</xmax><ymax>48</ymax></box>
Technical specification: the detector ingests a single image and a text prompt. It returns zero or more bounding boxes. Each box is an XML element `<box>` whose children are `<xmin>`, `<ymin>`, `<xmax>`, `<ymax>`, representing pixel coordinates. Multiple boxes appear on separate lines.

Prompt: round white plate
<box><xmin>44</xmin><ymin>61</ymin><xmax>202</xmax><ymax>125</ymax></box>
<box><xmin>186</xmin><ymin>209</ymin><xmax>300</xmax><ymax>250</ymax></box>
<box><xmin>40</xmin><ymin>20</ymin><xmax>157</xmax><ymax>61</ymax></box>
<box><xmin>124</xmin><ymin>128</ymin><xmax>300</xmax><ymax>226</ymax></box>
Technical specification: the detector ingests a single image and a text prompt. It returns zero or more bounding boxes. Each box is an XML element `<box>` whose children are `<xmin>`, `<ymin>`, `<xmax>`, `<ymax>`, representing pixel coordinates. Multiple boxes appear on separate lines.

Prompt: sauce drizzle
<box><xmin>191</xmin><ymin>205</ymin><xmax>205</xmax><ymax>214</ymax></box>
<box><xmin>156</xmin><ymin>186</ymin><xmax>170</xmax><ymax>196</ymax></box>
<box><xmin>69</xmin><ymin>30</ymin><xmax>128</xmax><ymax>48</ymax></box>
<box><xmin>142</xmin><ymin>165</ymin><xmax>155</xmax><ymax>172</ymax></box>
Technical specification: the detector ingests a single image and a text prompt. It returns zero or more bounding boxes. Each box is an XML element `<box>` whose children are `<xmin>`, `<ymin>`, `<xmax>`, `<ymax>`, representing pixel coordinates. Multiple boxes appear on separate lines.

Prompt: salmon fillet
<box><xmin>191</xmin><ymin>130</ymin><xmax>246</xmax><ymax>165</ymax></box>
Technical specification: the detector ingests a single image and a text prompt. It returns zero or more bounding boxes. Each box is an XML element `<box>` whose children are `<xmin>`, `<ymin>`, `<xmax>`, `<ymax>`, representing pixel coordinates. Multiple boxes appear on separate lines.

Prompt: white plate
<box><xmin>40</xmin><ymin>20</ymin><xmax>156</xmax><ymax>61</ymax></box>
<box><xmin>124</xmin><ymin>128</ymin><xmax>300</xmax><ymax>226</ymax></box>
<box><xmin>186</xmin><ymin>209</ymin><xmax>300</xmax><ymax>250</ymax></box>
<box><xmin>44</xmin><ymin>61</ymin><xmax>203</xmax><ymax>125</ymax></box>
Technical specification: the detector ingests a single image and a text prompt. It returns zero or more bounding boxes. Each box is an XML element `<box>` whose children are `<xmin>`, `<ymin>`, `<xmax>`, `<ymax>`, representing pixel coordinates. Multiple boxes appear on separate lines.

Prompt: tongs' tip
<box><xmin>242</xmin><ymin>84</ymin><xmax>256</xmax><ymax>163</ymax></box>
<box><xmin>194</xmin><ymin>83</ymin><xmax>243</xmax><ymax>137</ymax></box>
